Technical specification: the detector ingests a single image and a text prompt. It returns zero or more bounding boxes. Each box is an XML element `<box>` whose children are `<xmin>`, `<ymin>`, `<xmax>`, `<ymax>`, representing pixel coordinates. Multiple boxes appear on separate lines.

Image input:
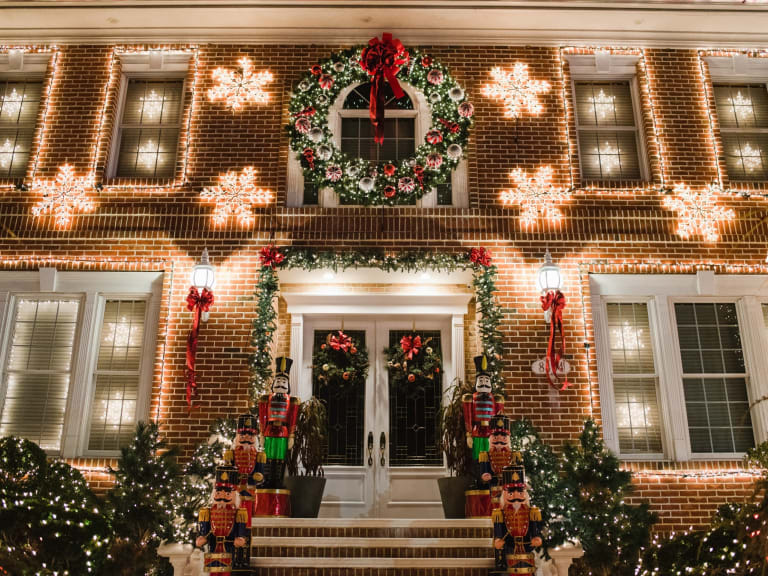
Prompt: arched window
<box><xmin>288</xmin><ymin>81</ymin><xmax>467</xmax><ymax>207</ymax></box>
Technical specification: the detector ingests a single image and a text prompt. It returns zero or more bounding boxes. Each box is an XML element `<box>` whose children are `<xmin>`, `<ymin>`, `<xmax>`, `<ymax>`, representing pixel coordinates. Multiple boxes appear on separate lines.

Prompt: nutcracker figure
<box><xmin>479</xmin><ymin>416</ymin><xmax>521</xmax><ymax>503</ymax></box>
<box><xmin>463</xmin><ymin>354</ymin><xmax>504</xmax><ymax>485</ymax></box>
<box><xmin>233</xmin><ymin>412</ymin><xmax>266</xmax><ymax>517</ymax></box>
<box><xmin>196</xmin><ymin>464</ymin><xmax>249</xmax><ymax>575</ymax></box>
<box><xmin>258</xmin><ymin>357</ymin><xmax>300</xmax><ymax>489</ymax></box>
<box><xmin>492</xmin><ymin>465</ymin><xmax>543</xmax><ymax>575</ymax></box>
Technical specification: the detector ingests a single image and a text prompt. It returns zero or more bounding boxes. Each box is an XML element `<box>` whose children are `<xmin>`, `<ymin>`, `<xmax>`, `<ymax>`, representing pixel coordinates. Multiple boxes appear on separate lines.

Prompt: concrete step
<box><xmin>250</xmin><ymin>517</ymin><xmax>493</xmax><ymax>539</ymax></box>
<box><xmin>251</xmin><ymin>536</ymin><xmax>493</xmax><ymax>558</ymax></box>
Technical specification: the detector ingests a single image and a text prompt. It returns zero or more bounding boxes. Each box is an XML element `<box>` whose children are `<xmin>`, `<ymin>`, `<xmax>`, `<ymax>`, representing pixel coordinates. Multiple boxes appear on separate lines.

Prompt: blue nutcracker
<box><xmin>492</xmin><ymin>465</ymin><xmax>543</xmax><ymax>575</ymax></box>
<box><xmin>196</xmin><ymin>464</ymin><xmax>249</xmax><ymax>574</ymax></box>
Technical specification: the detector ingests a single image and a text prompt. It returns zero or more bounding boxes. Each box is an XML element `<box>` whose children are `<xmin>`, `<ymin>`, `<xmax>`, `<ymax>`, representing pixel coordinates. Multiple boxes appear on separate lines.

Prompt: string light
<box><xmin>697</xmin><ymin>51</ymin><xmax>726</xmax><ymax>188</ymax></box>
<box><xmin>663</xmin><ymin>182</ymin><xmax>735</xmax><ymax>242</ymax></box>
<box><xmin>500</xmin><ymin>165</ymin><xmax>571</xmax><ymax>226</ymax></box>
<box><xmin>31</xmin><ymin>164</ymin><xmax>96</xmax><ymax>227</ymax></box>
<box><xmin>557</xmin><ymin>47</ymin><xmax>577</xmax><ymax>189</ymax></box>
<box><xmin>208</xmin><ymin>56</ymin><xmax>273</xmax><ymax>110</ymax></box>
<box><xmin>482</xmin><ymin>63</ymin><xmax>551</xmax><ymax>119</ymax></box>
<box><xmin>199</xmin><ymin>166</ymin><xmax>272</xmax><ymax>227</ymax></box>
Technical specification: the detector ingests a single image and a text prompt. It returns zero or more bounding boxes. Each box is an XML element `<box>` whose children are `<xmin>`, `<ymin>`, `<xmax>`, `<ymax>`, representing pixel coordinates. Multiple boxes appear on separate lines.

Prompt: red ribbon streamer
<box><xmin>540</xmin><ymin>290</ymin><xmax>569</xmax><ymax>391</ymax></box>
<box><xmin>400</xmin><ymin>334</ymin><xmax>422</xmax><ymax>360</ymax></box>
<box><xmin>359</xmin><ymin>33</ymin><xmax>409</xmax><ymax>144</ymax></box>
<box><xmin>186</xmin><ymin>286</ymin><xmax>214</xmax><ymax>409</ymax></box>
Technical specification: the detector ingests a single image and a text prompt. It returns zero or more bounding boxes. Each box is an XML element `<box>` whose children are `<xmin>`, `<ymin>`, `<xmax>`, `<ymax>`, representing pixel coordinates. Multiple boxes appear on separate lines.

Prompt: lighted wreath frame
<box><xmin>287</xmin><ymin>47</ymin><xmax>474</xmax><ymax>206</ymax></box>
<box><xmin>249</xmin><ymin>247</ymin><xmax>502</xmax><ymax>401</ymax></box>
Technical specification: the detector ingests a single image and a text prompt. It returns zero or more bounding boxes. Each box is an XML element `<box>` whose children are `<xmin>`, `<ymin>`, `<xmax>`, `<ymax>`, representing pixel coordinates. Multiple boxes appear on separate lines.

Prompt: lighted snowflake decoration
<box><xmin>0</xmin><ymin>139</ymin><xmax>13</xmax><ymax>170</ymax></box>
<box><xmin>500</xmin><ymin>166</ymin><xmax>570</xmax><ymax>226</ymax></box>
<box><xmin>1</xmin><ymin>88</ymin><xmax>22</xmax><ymax>119</ymax></box>
<box><xmin>663</xmin><ymin>183</ymin><xmax>735</xmax><ymax>242</ymax></box>
<box><xmin>31</xmin><ymin>164</ymin><xmax>95</xmax><ymax>227</ymax></box>
<box><xmin>200</xmin><ymin>166</ymin><xmax>272</xmax><ymax>226</ymax></box>
<box><xmin>482</xmin><ymin>63</ymin><xmax>550</xmax><ymax>119</ymax></box>
<box><xmin>208</xmin><ymin>57</ymin><xmax>274</xmax><ymax>111</ymax></box>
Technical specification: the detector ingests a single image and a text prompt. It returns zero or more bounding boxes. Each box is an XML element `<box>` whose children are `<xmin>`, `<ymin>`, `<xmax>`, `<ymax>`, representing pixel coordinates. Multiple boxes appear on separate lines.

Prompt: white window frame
<box><xmin>106</xmin><ymin>52</ymin><xmax>190</xmax><ymax>179</ymax></box>
<box><xmin>0</xmin><ymin>269</ymin><xmax>163</xmax><ymax>457</ymax></box>
<box><xmin>566</xmin><ymin>53</ymin><xmax>650</xmax><ymax>183</ymax></box>
<box><xmin>591</xmin><ymin>272</ymin><xmax>768</xmax><ymax>461</ymax></box>
<box><xmin>286</xmin><ymin>81</ymin><xmax>468</xmax><ymax>208</ymax></box>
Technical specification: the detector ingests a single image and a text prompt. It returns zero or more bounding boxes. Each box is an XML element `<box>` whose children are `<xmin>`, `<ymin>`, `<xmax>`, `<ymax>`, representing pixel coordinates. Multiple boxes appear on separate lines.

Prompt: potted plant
<box><xmin>285</xmin><ymin>395</ymin><xmax>328</xmax><ymax>517</ymax></box>
<box><xmin>437</xmin><ymin>378</ymin><xmax>474</xmax><ymax>518</ymax></box>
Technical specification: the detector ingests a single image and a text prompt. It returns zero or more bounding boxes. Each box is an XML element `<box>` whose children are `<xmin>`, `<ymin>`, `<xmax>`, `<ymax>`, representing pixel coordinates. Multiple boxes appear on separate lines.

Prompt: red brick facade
<box><xmin>1</xmin><ymin>43</ymin><xmax>765</xmax><ymax>532</ymax></box>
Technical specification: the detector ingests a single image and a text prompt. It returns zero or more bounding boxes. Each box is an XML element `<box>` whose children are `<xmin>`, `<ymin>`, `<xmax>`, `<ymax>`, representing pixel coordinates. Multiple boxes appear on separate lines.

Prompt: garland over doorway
<box><xmin>248</xmin><ymin>246</ymin><xmax>503</xmax><ymax>402</ymax></box>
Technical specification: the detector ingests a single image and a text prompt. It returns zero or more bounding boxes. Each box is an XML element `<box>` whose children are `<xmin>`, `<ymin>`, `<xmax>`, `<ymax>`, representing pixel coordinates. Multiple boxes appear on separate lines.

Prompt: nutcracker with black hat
<box><xmin>195</xmin><ymin>459</ymin><xmax>249</xmax><ymax>574</ymax></box>
<box><xmin>233</xmin><ymin>412</ymin><xmax>266</xmax><ymax>519</ymax></box>
<box><xmin>491</xmin><ymin>464</ymin><xmax>543</xmax><ymax>575</ymax></box>
<box><xmin>480</xmin><ymin>415</ymin><xmax>520</xmax><ymax>506</ymax></box>
<box><xmin>463</xmin><ymin>354</ymin><xmax>504</xmax><ymax>485</ymax></box>
<box><xmin>256</xmin><ymin>356</ymin><xmax>299</xmax><ymax>516</ymax></box>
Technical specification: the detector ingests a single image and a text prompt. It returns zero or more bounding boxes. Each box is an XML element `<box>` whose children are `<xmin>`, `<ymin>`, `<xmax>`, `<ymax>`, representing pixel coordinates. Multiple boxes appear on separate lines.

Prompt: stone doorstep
<box><xmin>250</xmin><ymin>557</ymin><xmax>496</xmax><ymax>568</ymax></box>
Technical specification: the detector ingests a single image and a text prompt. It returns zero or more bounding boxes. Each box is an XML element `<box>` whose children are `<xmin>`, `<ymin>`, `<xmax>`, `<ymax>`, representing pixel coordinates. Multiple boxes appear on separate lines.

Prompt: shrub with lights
<box><xmin>0</xmin><ymin>436</ymin><xmax>110</xmax><ymax>575</ymax></box>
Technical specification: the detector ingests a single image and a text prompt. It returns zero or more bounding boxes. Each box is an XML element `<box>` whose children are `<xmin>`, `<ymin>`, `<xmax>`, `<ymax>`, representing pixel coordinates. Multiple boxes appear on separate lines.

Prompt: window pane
<box><xmin>88</xmin><ymin>300</ymin><xmax>146</xmax><ymax>451</ymax></box>
<box><xmin>574</xmin><ymin>81</ymin><xmax>636</xmax><ymax>128</ymax></box>
<box><xmin>722</xmin><ymin>133</ymin><xmax>768</xmax><ymax>181</ymax></box>
<box><xmin>115</xmin><ymin>79</ymin><xmax>183</xmax><ymax>178</ymax></box>
<box><xmin>580</xmin><ymin>130</ymin><xmax>641</xmax><ymax>180</ymax></box>
<box><xmin>343</xmin><ymin>82</ymin><xmax>413</xmax><ymax>111</ymax></box>
<box><xmin>675</xmin><ymin>302</ymin><xmax>753</xmax><ymax>454</ymax></box>
<box><xmin>0</xmin><ymin>79</ymin><xmax>43</xmax><ymax>179</ymax></box>
<box><xmin>0</xmin><ymin>299</ymin><xmax>80</xmax><ymax>451</ymax></box>
<box><xmin>714</xmin><ymin>84</ymin><xmax>768</xmax><ymax>130</ymax></box>
<box><xmin>606</xmin><ymin>302</ymin><xmax>655</xmax><ymax>374</ymax></box>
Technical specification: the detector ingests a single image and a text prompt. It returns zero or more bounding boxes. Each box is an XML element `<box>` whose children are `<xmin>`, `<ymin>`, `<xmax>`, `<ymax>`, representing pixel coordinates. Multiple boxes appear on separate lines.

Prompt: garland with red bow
<box><xmin>540</xmin><ymin>290</ymin><xmax>569</xmax><ymax>391</ymax></box>
<box><xmin>313</xmin><ymin>330</ymin><xmax>369</xmax><ymax>390</ymax></box>
<box><xmin>287</xmin><ymin>36</ymin><xmax>474</xmax><ymax>205</ymax></box>
<box><xmin>186</xmin><ymin>286</ymin><xmax>214</xmax><ymax>408</ymax></box>
<box><xmin>385</xmin><ymin>332</ymin><xmax>442</xmax><ymax>388</ymax></box>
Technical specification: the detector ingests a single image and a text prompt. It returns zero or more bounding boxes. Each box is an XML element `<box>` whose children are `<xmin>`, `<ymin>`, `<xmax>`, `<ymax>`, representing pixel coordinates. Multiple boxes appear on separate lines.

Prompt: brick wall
<box><xmin>1</xmin><ymin>43</ymin><xmax>766</xmax><ymax>531</ymax></box>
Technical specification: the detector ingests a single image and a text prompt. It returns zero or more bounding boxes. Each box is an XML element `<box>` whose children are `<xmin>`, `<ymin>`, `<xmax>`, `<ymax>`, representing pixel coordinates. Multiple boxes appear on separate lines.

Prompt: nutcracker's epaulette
<box><xmin>478</xmin><ymin>451</ymin><xmax>489</xmax><ymax>463</ymax></box>
<box><xmin>494</xmin><ymin>394</ymin><xmax>505</xmax><ymax>404</ymax></box>
<box><xmin>492</xmin><ymin>508</ymin><xmax>504</xmax><ymax>523</ymax></box>
<box><xmin>257</xmin><ymin>451</ymin><xmax>267</xmax><ymax>463</ymax></box>
<box><xmin>236</xmin><ymin>508</ymin><xmax>248</xmax><ymax>523</ymax></box>
<box><xmin>529</xmin><ymin>506</ymin><xmax>542</xmax><ymax>522</ymax></box>
<box><xmin>198</xmin><ymin>508</ymin><xmax>210</xmax><ymax>522</ymax></box>
<box><xmin>290</xmin><ymin>396</ymin><xmax>300</xmax><ymax>405</ymax></box>
<box><xmin>462</xmin><ymin>393</ymin><xmax>473</xmax><ymax>403</ymax></box>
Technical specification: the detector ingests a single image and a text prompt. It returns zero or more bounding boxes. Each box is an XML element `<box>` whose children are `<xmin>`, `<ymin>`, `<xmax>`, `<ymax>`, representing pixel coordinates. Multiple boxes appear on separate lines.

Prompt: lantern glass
<box><xmin>536</xmin><ymin>251</ymin><xmax>561</xmax><ymax>293</ymax></box>
<box><xmin>191</xmin><ymin>249</ymin><xmax>215</xmax><ymax>291</ymax></box>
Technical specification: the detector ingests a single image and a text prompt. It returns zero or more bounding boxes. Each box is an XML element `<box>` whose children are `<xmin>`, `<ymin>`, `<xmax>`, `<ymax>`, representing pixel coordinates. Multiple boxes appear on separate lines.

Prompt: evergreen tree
<box><xmin>563</xmin><ymin>420</ymin><xmax>657</xmax><ymax>576</ymax></box>
<box><xmin>104</xmin><ymin>421</ymin><xmax>181</xmax><ymax>576</ymax></box>
<box><xmin>0</xmin><ymin>436</ymin><xmax>110</xmax><ymax>575</ymax></box>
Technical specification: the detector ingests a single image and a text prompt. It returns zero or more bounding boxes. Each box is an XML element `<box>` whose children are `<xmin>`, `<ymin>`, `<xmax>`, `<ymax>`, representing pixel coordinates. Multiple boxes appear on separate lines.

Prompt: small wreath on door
<box><xmin>385</xmin><ymin>332</ymin><xmax>442</xmax><ymax>389</ymax></box>
<box><xmin>312</xmin><ymin>330</ymin><xmax>370</xmax><ymax>391</ymax></box>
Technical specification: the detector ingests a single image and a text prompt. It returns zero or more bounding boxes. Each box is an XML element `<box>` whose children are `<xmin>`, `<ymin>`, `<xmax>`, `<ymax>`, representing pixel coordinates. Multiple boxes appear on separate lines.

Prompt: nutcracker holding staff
<box><xmin>463</xmin><ymin>354</ymin><xmax>504</xmax><ymax>485</ymax></box>
<box><xmin>196</xmin><ymin>464</ymin><xmax>249</xmax><ymax>574</ymax></box>
<box><xmin>492</xmin><ymin>465</ymin><xmax>543</xmax><ymax>575</ymax></box>
<box><xmin>258</xmin><ymin>357</ymin><xmax>299</xmax><ymax>489</ymax></box>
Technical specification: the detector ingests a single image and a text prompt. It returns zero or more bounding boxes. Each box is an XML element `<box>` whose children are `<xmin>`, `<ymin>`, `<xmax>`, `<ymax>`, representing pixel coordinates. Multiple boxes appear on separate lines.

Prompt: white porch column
<box><xmin>156</xmin><ymin>542</ymin><xmax>198</xmax><ymax>576</ymax></box>
<box><xmin>289</xmin><ymin>313</ymin><xmax>304</xmax><ymax>395</ymax></box>
<box><xmin>452</xmin><ymin>314</ymin><xmax>465</xmax><ymax>384</ymax></box>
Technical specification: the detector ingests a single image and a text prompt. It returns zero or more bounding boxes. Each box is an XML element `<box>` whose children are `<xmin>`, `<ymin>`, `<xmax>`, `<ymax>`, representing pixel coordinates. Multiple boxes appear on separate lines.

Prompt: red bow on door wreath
<box><xmin>359</xmin><ymin>32</ymin><xmax>409</xmax><ymax>144</ymax></box>
<box><xmin>540</xmin><ymin>290</ymin><xmax>570</xmax><ymax>391</ymax></box>
<box><xmin>400</xmin><ymin>334</ymin><xmax>422</xmax><ymax>360</ymax></box>
<box><xmin>329</xmin><ymin>331</ymin><xmax>353</xmax><ymax>352</ymax></box>
<box><xmin>186</xmin><ymin>286</ymin><xmax>214</xmax><ymax>409</ymax></box>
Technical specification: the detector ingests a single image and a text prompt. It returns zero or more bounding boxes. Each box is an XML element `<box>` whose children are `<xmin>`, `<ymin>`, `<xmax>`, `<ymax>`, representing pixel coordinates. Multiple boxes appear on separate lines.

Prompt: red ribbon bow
<box><xmin>259</xmin><ymin>245</ymin><xmax>285</xmax><ymax>268</ymax></box>
<box><xmin>540</xmin><ymin>290</ymin><xmax>570</xmax><ymax>391</ymax></box>
<box><xmin>330</xmin><ymin>331</ymin><xmax>353</xmax><ymax>352</ymax></box>
<box><xmin>469</xmin><ymin>247</ymin><xmax>492</xmax><ymax>268</ymax></box>
<box><xmin>438</xmin><ymin>118</ymin><xmax>460</xmax><ymax>134</ymax></box>
<box><xmin>185</xmin><ymin>286</ymin><xmax>214</xmax><ymax>409</ymax></box>
<box><xmin>400</xmin><ymin>334</ymin><xmax>422</xmax><ymax>360</ymax></box>
<box><xmin>359</xmin><ymin>33</ymin><xmax>410</xmax><ymax>144</ymax></box>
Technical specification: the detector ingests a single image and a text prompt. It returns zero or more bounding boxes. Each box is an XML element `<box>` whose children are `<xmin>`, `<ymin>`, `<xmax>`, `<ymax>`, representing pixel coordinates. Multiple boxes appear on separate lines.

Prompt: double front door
<box><xmin>301</xmin><ymin>316</ymin><xmax>451</xmax><ymax>518</ymax></box>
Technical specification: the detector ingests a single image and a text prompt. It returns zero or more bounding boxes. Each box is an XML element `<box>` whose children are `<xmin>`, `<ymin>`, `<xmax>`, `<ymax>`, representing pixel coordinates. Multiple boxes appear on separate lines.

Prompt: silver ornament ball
<box><xmin>449</xmin><ymin>86</ymin><xmax>465</xmax><ymax>102</ymax></box>
<box><xmin>359</xmin><ymin>177</ymin><xmax>374</xmax><ymax>192</ymax></box>
<box><xmin>447</xmin><ymin>143</ymin><xmax>463</xmax><ymax>159</ymax></box>
<box><xmin>317</xmin><ymin>145</ymin><xmax>333</xmax><ymax>161</ymax></box>
<box><xmin>308</xmin><ymin>127</ymin><xmax>324</xmax><ymax>143</ymax></box>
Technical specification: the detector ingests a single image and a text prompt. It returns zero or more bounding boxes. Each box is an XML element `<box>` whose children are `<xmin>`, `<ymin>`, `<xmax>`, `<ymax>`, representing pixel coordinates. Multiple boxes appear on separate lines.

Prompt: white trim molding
<box><xmin>705</xmin><ymin>54</ymin><xmax>768</xmax><ymax>80</ymax></box>
<box><xmin>0</xmin><ymin>51</ymin><xmax>50</xmax><ymax>75</ymax></box>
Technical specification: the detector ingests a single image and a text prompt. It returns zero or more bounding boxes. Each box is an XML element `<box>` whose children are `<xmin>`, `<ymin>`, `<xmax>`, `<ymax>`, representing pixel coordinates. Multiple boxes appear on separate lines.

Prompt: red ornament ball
<box><xmin>426</xmin><ymin>153</ymin><xmax>443</xmax><ymax>169</ymax></box>
<box><xmin>425</xmin><ymin>129</ymin><xmax>443</xmax><ymax>145</ymax></box>
<box><xmin>383</xmin><ymin>185</ymin><xmax>397</xmax><ymax>198</ymax></box>
<box><xmin>458</xmin><ymin>101</ymin><xmax>475</xmax><ymax>118</ymax></box>
<box><xmin>326</xmin><ymin>165</ymin><xmax>343</xmax><ymax>182</ymax></box>
<box><xmin>318</xmin><ymin>74</ymin><xmax>334</xmax><ymax>90</ymax></box>
<box><xmin>398</xmin><ymin>177</ymin><xmax>415</xmax><ymax>193</ymax></box>
<box><xmin>310</xmin><ymin>64</ymin><xmax>322</xmax><ymax>76</ymax></box>
<box><xmin>420</xmin><ymin>56</ymin><xmax>433</xmax><ymax>67</ymax></box>
<box><xmin>295</xmin><ymin>117</ymin><xmax>311</xmax><ymax>134</ymax></box>
<box><xmin>427</xmin><ymin>69</ymin><xmax>444</xmax><ymax>85</ymax></box>
<box><xmin>407</xmin><ymin>373</ymin><xmax>416</xmax><ymax>383</ymax></box>
<box><xmin>350</xmin><ymin>347</ymin><xmax>357</xmax><ymax>354</ymax></box>
<box><xmin>383</xmin><ymin>163</ymin><xmax>397</xmax><ymax>177</ymax></box>
<box><xmin>343</xmin><ymin>372</ymin><xmax>351</xmax><ymax>380</ymax></box>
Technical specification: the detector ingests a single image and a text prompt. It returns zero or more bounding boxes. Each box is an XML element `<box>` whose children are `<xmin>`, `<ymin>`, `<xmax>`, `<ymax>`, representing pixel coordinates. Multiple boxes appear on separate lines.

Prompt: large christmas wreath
<box><xmin>287</xmin><ymin>34</ymin><xmax>474</xmax><ymax>205</ymax></box>
<box><xmin>385</xmin><ymin>332</ymin><xmax>443</xmax><ymax>388</ymax></box>
<box><xmin>312</xmin><ymin>330</ymin><xmax>369</xmax><ymax>390</ymax></box>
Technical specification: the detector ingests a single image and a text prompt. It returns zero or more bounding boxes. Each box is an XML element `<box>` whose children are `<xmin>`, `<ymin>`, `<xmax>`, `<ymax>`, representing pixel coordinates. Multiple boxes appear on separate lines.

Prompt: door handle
<box><xmin>379</xmin><ymin>431</ymin><xmax>386</xmax><ymax>467</ymax></box>
<box><xmin>367</xmin><ymin>431</ymin><xmax>374</xmax><ymax>467</ymax></box>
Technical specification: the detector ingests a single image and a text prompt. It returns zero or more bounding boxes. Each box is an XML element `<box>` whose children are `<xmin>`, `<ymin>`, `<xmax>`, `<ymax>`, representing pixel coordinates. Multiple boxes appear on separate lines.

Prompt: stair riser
<box><xmin>252</xmin><ymin>546</ymin><xmax>492</xmax><ymax>558</ymax></box>
<box><xmin>250</xmin><ymin>527</ymin><xmax>492</xmax><ymax>538</ymax></box>
<box><xmin>255</xmin><ymin>570</ymin><xmax>491</xmax><ymax>576</ymax></box>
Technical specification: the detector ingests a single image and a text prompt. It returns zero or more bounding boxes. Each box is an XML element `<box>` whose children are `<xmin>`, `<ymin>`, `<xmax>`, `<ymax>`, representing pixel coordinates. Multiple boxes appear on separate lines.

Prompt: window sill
<box><xmin>100</xmin><ymin>176</ymin><xmax>179</xmax><ymax>190</ymax></box>
<box><xmin>578</xmin><ymin>179</ymin><xmax>658</xmax><ymax>191</ymax></box>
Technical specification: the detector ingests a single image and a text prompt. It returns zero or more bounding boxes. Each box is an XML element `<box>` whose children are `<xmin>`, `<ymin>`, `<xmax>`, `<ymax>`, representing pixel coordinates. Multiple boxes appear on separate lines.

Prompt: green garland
<box><xmin>248</xmin><ymin>246</ymin><xmax>505</xmax><ymax>398</ymax></box>
<box><xmin>384</xmin><ymin>332</ymin><xmax>443</xmax><ymax>388</ymax></box>
<box><xmin>287</xmin><ymin>45</ymin><xmax>474</xmax><ymax>205</ymax></box>
<box><xmin>313</xmin><ymin>330</ymin><xmax>369</xmax><ymax>391</ymax></box>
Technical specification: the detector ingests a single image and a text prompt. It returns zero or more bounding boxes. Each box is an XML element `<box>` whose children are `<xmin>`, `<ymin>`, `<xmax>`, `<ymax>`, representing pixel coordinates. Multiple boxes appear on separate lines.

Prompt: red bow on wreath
<box><xmin>400</xmin><ymin>334</ymin><xmax>422</xmax><ymax>360</ymax></box>
<box><xmin>330</xmin><ymin>331</ymin><xmax>353</xmax><ymax>352</ymax></box>
<box><xmin>185</xmin><ymin>286</ymin><xmax>214</xmax><ymax>409</ymax></box>
<box><xmin>359</xmin><ymin>33</ymin><xmax>409</xmax><ymax>144</ymax></box>
<box><xmin>260</xmin><ymin>244</ymin><xmax>285</xmax><ymax>268</ymax></box>
<box><xmin>470</xmin><ymin>247</ymin><xmax>492</xmax><ymax>268</ymax></box>
<box><xmin>540</xmin><ymin>290</ymin><xmax>570</xmax><ymax>391</ymax></box>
